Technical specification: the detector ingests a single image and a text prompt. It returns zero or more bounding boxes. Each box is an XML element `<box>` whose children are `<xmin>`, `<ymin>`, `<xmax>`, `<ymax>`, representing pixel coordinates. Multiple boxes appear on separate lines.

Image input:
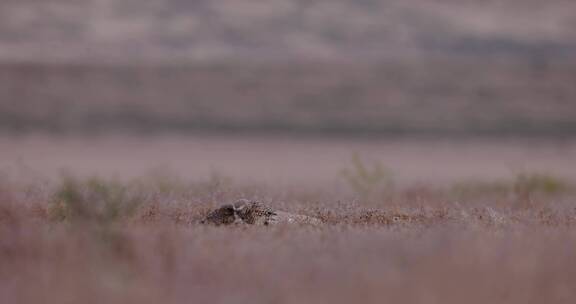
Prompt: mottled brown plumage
<box><xmin>201</xmin><ymin>199</ymin><xmax>321</xmax><ymax>226</ymax></box>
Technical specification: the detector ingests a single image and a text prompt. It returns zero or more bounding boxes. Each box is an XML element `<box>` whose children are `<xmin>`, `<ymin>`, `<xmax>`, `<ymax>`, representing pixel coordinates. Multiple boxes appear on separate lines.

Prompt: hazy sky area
<box><xmin>0</xmin><ymin>0</ymin><xmax>575</xmax><ymax>63</ymax></box>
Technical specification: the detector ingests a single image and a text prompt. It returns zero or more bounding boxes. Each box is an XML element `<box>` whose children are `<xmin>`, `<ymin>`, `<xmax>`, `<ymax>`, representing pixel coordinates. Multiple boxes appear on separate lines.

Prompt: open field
<box><xmin>2</xmin><ymin>135</ymin><xmax>576</xmax><ymax>303</ymax></box>
<box><xmin>2</xmin><ymin>135</ymin><xmax>576</xmax><ymax>185</ymax></box>
<box><xmin>1</xmin><ymin>166</ymin><xmax>576</xmax><ymax>303</ymax></box>
<box><xmin>2</xmin><ymin>0</ymin><xmax>575</xmax><ymax>302</ymax></box>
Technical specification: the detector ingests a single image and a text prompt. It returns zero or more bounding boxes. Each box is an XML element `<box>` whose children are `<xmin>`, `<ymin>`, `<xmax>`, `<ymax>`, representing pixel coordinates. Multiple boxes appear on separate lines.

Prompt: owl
<box><xmin>201</xmin><ymin>199</ymin><xmax>276</xmax><ymax>226</ymax></box>
<box><xmin>201</xmin><ymin>199</ymin><xmax>321</xmax><ymax>226</ymax></box>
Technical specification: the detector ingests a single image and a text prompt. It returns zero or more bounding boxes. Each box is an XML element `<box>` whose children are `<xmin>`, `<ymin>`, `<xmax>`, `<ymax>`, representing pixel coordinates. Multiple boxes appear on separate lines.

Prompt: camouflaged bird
<box><xmin>201</xmin><ymin>199</ymin><xmax>321</xmax><ymax>226</ymax></box>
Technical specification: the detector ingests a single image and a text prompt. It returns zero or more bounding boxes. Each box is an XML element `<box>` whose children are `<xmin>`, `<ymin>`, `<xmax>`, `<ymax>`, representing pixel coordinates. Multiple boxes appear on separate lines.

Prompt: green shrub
<box><xmin>48</xmin><ymin>175</ymin><xmax>142</xmax><ymax>224</ymax></box>
<box><xmin>513</xmin><ymin>172</ymin><xmax>570</xmax><ymax>198</ymax></box>
<box><xmin>340</xmin><ymin>153</ymin><xmax>394</xmax><ymax>200</ymax></box>
<box><xmin>449</xmin><ymin>172</ymin><xmax>572</xmax><ymax>205</ymax></box>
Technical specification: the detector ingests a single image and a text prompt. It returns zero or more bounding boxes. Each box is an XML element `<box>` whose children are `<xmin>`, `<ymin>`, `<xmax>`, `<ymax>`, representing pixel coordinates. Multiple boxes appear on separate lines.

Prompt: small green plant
<box><xmin>340</xmin><ymin>153</ymin><xmax>394</xmax><ymax>200</ymax></box>
<box><xmin>513</xmin><ymin>172</ymin><xmax>570</xmax><ymax>199</ymax></box>
<box><xmin>48</xmin><ymin>175</ymin><xmax>142</xmax><ymax>224</ymax></box>
<box><xmin>450</xmin><ymin>172</ymin><xmax>571</xmax><ymax>202</ymax></box>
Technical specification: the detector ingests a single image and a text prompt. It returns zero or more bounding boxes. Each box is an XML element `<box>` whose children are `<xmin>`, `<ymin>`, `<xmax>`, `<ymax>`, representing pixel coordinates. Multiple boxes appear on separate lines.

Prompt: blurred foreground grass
<box><xmin>1</xmin><ymin>171</ymin><xmax>576</xmax><ymax>304</ymax></box>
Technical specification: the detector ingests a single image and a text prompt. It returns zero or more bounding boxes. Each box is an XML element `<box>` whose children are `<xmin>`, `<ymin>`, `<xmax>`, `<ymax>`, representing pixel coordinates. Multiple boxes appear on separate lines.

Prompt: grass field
<box><xmin>2</xmin><ymin>137</ymin><xmax>576</xmax><ymax>303</ymax></box>
<box><xmin>2</xmin><ymin>1</ymin><xmax>576</xmax><ymax>302</ymax></box>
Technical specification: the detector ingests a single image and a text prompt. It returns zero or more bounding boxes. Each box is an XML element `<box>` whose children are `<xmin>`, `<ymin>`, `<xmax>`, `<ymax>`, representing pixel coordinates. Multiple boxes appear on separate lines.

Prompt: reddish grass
<box><xmin>1</xmin><ymin>175</ymin><xmax>575</xmax><ymax>303</ymax></box>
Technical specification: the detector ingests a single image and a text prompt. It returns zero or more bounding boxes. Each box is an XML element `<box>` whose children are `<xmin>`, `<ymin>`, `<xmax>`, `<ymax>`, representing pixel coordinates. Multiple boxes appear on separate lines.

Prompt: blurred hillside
<box><xmin>1</xmin><ymin>0</ymin><xmax>575</xmax><ymax>136</ymax></box>
<box><xmin>1</xmin><ymin>0</ymin><xmax>576</xmax><ymax>63</ymax></box>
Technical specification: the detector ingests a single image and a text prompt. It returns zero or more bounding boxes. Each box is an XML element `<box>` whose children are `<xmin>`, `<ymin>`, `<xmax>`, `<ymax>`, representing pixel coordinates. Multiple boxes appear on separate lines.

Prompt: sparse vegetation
<box><xmin>513</xmin><ymin>171</ymin><xmax>571</xmax><ymax>198</ymax></box>
<box><xmin>340</xmin><ymin>153</ymin><xmax>394</xmax><ymax>201</ymax></box>
<box><xmin>1</xmin><ymin>1</ymin><xmax>575</xmax><ymax>302</ymax></box>
<box><xmin>449</xmin><ymin>171</ymin><xmax>573</xmax><ymax>208</ymax></box>
<box><xmin>47</xmin><ymin>175</ymin><xmax>143</xmax><ymax>224</ymax></box>
<box><xmin>1</xmin><ymin>171</ymin><xmax>576</xmax><ymax>303</ymax></box>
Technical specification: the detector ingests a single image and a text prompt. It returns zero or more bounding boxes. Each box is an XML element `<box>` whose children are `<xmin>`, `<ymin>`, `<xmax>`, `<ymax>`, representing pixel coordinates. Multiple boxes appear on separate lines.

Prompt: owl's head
<box><xmin>201</xmin><ymin>202</ymin><xmax>244</xmax><ymax>225</ymax></box>
<box><xmin>201</xmin><ymin>199</ymin><xmax>275</xmax><ymax>225</ymax></box>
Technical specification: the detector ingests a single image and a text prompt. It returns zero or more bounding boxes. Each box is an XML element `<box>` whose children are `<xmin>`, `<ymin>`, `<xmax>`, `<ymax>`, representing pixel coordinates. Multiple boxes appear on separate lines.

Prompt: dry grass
<box><xmin>1</xmin><ymin>173</ymin><xmax>576</xmax><ymax>303</ymax></box>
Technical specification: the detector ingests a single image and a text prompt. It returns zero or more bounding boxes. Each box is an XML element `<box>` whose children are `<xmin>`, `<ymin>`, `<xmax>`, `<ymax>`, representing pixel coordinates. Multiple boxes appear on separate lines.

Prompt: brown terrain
<box><xmin>2</xmin><ymin>158</ymin><xmax>576</xmax><ymax>303</ymax></box>
<box><xmin>2</xmin><ymin>1</ymin><xmax>576</xmax><ymax>303</ymax></box>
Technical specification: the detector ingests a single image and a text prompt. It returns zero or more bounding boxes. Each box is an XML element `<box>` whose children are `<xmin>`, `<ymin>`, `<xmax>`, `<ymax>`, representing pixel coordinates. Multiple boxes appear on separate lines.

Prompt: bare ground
<box><xmin>1</xmin><ymin>135</ymin><xmax>575</xmax><ymax>185</ymax></box>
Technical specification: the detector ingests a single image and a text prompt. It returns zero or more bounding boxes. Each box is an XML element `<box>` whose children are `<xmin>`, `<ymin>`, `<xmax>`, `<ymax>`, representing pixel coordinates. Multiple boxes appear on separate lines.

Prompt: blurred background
<box><xmin>1</xmin><ymin>0</ymin><xmax>576</xmax><ymax>185</ymax></box>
